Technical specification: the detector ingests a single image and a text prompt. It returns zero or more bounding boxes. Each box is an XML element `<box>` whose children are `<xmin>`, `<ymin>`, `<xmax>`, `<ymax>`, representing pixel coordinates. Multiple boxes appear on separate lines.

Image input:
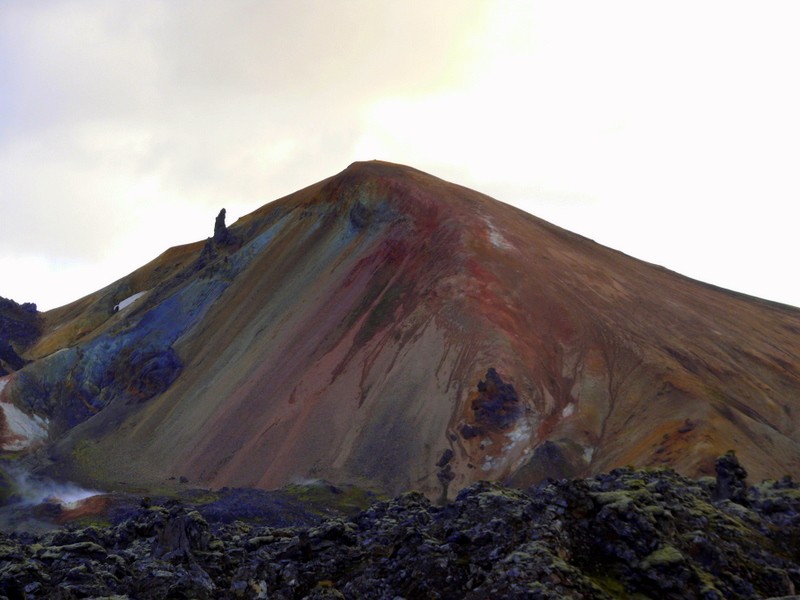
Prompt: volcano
<box><xmin>2</xmin><ymin>161</ymin><xmax>799</xmax><ymax>499</ymax></box>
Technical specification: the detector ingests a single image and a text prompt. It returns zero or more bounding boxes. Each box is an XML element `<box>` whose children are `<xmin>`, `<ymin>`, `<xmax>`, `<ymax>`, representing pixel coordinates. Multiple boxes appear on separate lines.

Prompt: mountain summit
<box><xmin>2</xmin><ymin>161</ymin><xmax>799</xmax><ymax>498</ymax></box>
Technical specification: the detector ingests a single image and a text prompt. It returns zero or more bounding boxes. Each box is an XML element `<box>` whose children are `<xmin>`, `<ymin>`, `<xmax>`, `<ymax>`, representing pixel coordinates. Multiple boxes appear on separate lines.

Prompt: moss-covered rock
<box><xmin>2</xmin><ymin>458</ymin><xmax>800</xmax><ymax>598</ymax></box>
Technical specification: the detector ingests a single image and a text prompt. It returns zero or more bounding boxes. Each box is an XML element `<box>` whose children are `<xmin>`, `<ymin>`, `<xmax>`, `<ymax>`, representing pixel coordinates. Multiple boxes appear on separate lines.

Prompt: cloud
<box><xmin>1</xmin><ymin>1</ymin><xmax>799</xmax><ymax>309</ymax></box>
<box><xmin>0</xmin><ymin>1</ymin><xmax>486</xmax><ymax>257</ymax></box>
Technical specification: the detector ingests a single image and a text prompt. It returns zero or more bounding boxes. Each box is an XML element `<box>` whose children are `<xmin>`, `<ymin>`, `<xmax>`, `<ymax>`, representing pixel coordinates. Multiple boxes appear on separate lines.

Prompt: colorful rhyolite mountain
<box><xmin>1</xmin><ymin>161</ymin><xmax>799</xmax><ymax>499</ymax></box>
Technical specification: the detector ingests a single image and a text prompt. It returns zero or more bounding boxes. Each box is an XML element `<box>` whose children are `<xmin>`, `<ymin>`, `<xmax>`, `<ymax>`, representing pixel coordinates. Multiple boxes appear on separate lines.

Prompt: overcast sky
<box><xmin>1</xmin><ymin>1</ymin><xmax>798</xmax><ymax>311</ymax></box>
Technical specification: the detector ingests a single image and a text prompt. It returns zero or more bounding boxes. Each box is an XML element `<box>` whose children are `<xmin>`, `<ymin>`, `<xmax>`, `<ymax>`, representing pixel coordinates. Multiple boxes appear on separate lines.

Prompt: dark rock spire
<box><xmin>213</xmin><ymin>208</ymin><xmax>229</xmax><ymax>245</ymax></box>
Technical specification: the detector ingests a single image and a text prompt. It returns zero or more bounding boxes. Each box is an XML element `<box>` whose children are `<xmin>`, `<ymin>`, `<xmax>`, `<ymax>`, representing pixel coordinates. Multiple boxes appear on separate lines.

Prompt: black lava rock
<box><xmin>2</xmin><ymin>458</ymin><xmax>800</xmax><ymax>599</ymax></box>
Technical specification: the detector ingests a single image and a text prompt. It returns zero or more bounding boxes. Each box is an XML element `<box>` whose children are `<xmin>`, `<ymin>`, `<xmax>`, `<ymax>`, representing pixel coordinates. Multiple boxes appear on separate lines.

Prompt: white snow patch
<box><xmin>484</xmin><ymin>218</ymin><xmax>513</xmax><ymax>250</ymax></box>
<box><xmin>505</xmin><ymin>421</ymin><xmax>530</xmax><ymax>444</ymax></box>
<box><xmin>114</xmin><ymin>290</ymin><xmax>147</xmax><ymax>312</ymax></box>
<box><xmin>561</xmin><ymin>403</ymin><xmax>575</xmax><ymax>418</ymax></box>
<box><xmin>0</xmin><ymin>402</ymin><xmax>49</xmax><ymax>451</ymax></box>
<box><xmin>502</xmin><ymin>420</ymin><xmax>531</xmax><ymax>452</ymax></box>
<box><xmin>583</xmin><ymin>446</ymin><xmax>595</xmax><ymax>463</ymax></box>
<box><xmin>481</xmin><ymin>420</ymin><xmax>533</xmax><ymax>471</ymax></box>
<box><xmin>482</xmin><ymin>456</ymin><xmax>499</xmax><ymax>472</ymax></box>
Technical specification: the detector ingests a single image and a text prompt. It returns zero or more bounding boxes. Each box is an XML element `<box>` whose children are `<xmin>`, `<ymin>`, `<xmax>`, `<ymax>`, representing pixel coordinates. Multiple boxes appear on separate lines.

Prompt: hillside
<box><xmin>1</xmin><ymin>161</ymin><xmax>799</xmax><ymax>499</ymax></box>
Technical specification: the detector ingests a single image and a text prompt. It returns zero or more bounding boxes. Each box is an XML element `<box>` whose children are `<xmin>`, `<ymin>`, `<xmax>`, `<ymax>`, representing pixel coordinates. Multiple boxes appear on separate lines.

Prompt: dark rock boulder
<box><xmin>713</xmin><ymin>450</ymin><xmax>748</xmax><ymax>504</ymax></box>
<box><xmin>152</xmin><ymin>508</ymin><xmax>212</xmax><ymax>561</ymax></box>
<box><xmin>474</xmin><ymin>367</ymin><xmax>521</xmax><ymax>429</ymax></box>
<box><xmin>461</xmin><ymin>367</ymin><xmax>522</xmax><ymax>439</ymax></box>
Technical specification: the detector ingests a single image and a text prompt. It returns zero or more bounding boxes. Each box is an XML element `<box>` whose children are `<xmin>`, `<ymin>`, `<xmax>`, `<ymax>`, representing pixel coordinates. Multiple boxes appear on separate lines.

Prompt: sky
<box><xmin>1</xmin><ymin>1</ymin><xmax>798</xmax><ymax>311</ymax></box>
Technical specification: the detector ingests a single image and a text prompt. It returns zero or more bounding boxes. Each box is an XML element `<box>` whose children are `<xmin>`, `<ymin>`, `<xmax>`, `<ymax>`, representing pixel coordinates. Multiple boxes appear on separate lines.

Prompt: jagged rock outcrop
<box><xmin>213</xmin><ymin>208</ymin><xmax>230</xmax><ymax>245</ymax></box>
<box><xmin>0</xmin><ymin>297</ymin><xmax>40</xmax><ymax>376</ymax></box>
<box><xmin>713</xmin><ymin>450</ymin><xmax>749</xmax><ymax>504</ymax></box>
<box><xmin>2</xmin><ymin>461</ymin><xmax>800</xmax><ymax>599</ymax></box>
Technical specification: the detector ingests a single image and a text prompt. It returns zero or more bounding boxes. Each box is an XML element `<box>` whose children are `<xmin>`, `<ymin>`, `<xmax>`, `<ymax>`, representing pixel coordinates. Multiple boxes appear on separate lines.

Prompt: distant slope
<box><xmin>2</xmin><ymin>161</ymin><xmax>799</xmax><ymax>498</ymax></box>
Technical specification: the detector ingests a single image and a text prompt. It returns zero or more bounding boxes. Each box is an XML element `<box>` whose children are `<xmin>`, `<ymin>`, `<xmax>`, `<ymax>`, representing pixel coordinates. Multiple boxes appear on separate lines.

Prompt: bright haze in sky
<box><xmin>1</xmin><ymin>1</ymin><xmax>798</xmax><ymax>310</ymax></box>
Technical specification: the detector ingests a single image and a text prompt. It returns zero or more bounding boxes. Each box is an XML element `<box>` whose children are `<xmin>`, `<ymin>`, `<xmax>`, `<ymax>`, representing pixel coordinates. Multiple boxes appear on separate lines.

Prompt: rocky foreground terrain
<box><xmin>2</xmin><ymin>453</ymin><xmax>800</xmax><ymax>599</ymax></box>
